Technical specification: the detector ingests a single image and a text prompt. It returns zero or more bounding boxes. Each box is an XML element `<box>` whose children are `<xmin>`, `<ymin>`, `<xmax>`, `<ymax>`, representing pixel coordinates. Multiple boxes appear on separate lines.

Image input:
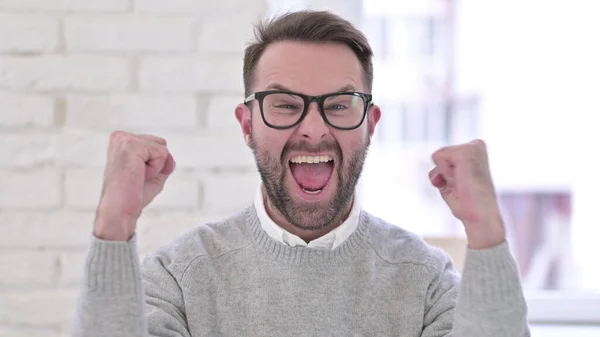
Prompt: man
<box><xmin>73</xmin><ymin>10</ymin><xmax>529</xmax><ymax>337</ymax></box>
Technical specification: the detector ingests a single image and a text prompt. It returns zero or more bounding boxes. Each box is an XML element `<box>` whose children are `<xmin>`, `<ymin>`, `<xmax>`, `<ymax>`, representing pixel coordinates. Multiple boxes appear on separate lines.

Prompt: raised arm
<box><xmin>421</xmin><ymin>139</ymin><xmax>530</xmax><ymax>336</ymax></box>
<box><xmin>71</xmin><ymin>131</ymin><xmax>187</xmax><ymax>337</ymax></box>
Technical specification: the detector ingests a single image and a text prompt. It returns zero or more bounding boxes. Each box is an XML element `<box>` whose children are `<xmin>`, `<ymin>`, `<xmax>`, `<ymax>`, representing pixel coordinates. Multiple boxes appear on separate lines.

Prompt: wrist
<box><xmin>93</xmin><ymin>211</ymin><xmax>136</xmax><ymax>242</ymax></box>
<box><xmin>467</xmin><ymin>231</ymin><xmax>505</xmax><ymax>250</ymax></box>
<box><xmin>464</xmin><ymin>213</ymin><xmax>506</xmax><ymax>250</ymax></box>
<box><xmin>93</xmin><ymin>227</ymin><xmax>133</xmax><ymax>242</ymax></box>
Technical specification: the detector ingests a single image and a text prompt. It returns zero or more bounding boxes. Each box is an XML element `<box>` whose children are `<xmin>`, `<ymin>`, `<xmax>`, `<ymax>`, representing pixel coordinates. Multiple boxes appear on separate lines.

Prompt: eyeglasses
<box><xmin>244</xmin><ymin>90</ymin><xmax>374</xmax><ymax>130</ymax></box>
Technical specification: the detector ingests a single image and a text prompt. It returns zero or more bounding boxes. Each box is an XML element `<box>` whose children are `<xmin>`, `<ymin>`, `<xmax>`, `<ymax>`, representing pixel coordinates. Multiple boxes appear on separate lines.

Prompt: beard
<box><xmin>249</xmin><ymin>131</ymin><xmax>370</xmax><ymax>231</ymax></box>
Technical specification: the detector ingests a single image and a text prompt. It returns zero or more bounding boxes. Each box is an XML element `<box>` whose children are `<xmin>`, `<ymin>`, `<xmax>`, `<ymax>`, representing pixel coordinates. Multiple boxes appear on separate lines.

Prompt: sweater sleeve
<box><xmin>420</xmin><ymin>242</ymin><xmax>530</xmax><ymax>337</ymax></box>
<box><xmin>71</xmin><ymin>235</ymin><xmax>192</xmax><ymax>337</ymax></box>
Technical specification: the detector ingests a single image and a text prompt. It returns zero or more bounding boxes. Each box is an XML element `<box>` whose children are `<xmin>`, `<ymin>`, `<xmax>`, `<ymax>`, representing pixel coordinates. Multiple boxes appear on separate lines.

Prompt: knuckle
<box><xmin>431</xmin><ymin>148</ymin><xmax>445</xmax><ymax>159</ymax></box>
<box><xmin>121</xmin><ymin>134</ymin><xmax>138</xmax><ymax>148</ymax></box>
<box><xmin>157</xmin><ymin>146</ymin><xmax>169</xmax><ymax>158</ymax></box>
<box><xmin>108</xmin><ymin>131</ymin><xmax>138</xmax><ymax>155</ymax></box>
<box><xmin>146</xmin><ymin>143</ymin><xmax>168</xmax><ymax>160</ymax></box>
<box><xmin>109</xmin><ymin>130</ymin><xmax>122</xmax><ymax>138</ymax></box>
<box><xmin>140</xmin><ymin>133</ymin><xmax>167</xmax><ymax>145</ymax></box>
<box><xmin>109</xmin><ymin>130</ymin><xmax>125</xmax><ymax>143</ymax></box>
<box><xmin>472</xmin><ymin>139</ymin><xmax>486</xmax><ymax>150</ymax></box>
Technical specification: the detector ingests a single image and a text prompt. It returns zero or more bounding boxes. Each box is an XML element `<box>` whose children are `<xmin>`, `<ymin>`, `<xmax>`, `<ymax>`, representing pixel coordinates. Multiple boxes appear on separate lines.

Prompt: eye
<box><xmin>275</xmin><ymin>103</ymin><xmax>301</xmax><ymax>109</ymax></box>
<box><xmin>325</xmin><ymin>104</ymin><xmax>348</xmax><ymax>110</ymax></box>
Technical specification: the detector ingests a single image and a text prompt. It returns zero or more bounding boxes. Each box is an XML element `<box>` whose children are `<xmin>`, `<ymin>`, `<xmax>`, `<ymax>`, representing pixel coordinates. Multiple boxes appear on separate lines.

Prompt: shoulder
<box><xmin>140</xmin><ymin>206</ymin><xmax>254</xmax><ymax>280</ymax></box>
<box><xmin>362</xmin><ymin>211</ymin><xmax>455</xmax><ymax>272</ymax></box>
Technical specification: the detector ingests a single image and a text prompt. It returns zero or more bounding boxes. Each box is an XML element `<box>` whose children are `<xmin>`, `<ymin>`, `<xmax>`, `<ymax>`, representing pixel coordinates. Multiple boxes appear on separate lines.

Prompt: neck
<box><xmin>262</xmin><ymin>185</ymin><xmax>354</xmax><ymax>243</ymax></box>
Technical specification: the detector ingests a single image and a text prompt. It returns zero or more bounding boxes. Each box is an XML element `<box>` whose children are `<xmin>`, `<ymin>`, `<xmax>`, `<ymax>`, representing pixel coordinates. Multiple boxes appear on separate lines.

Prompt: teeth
<box><xmin>290</xmin><ymin>155</ymin><xmax>333</xmax><ymax>164</ymax></box>
<box><xmin>302</xmin><ymin>188</ymin><xmax>322</xmax><ymax>194</ymax></box>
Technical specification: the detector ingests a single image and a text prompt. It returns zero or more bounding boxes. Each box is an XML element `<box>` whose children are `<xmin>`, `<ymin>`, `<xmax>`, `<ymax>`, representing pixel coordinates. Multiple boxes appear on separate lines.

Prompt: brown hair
<box><xmin>243</xmin><ymin>10</ymin><xmax>374</xmax><ymax>97</ymax></box>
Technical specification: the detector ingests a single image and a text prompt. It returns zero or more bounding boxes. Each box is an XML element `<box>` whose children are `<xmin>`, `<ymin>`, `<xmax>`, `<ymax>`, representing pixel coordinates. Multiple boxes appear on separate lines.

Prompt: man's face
<box><xmin>236</xmin><ymin>41</ymin><xmax>381</xmax><ymax>231</ymax></box>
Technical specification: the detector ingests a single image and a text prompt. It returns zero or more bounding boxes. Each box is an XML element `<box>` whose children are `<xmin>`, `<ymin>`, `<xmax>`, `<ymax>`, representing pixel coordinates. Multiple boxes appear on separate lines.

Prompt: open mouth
<box><xmin>289</xmin><ymin>155</ymin><xmax>334</xmax><ymax>195</ymax></box>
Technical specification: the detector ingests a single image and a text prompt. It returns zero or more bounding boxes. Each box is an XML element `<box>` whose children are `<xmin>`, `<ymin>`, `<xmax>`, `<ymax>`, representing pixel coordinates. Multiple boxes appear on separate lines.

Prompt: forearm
<box><xmin>72</xmin><ymin>235</ymin><xmax>148</xmax><ymax>337</ymax></box>
<box><xmin>453</xmin><ymin>242</ymin><xmax>530</xmax><ymax>336</ymax></box>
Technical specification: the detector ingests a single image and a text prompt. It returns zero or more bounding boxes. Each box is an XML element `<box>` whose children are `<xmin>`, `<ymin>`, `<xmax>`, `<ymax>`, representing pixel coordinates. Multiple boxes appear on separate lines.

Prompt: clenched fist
<box><xmin>429</xmin><ymin>139</ymin><xmax>505</xmax><ymax>250</ymax></box>
<box><xmin>94</xmin><ymin>131</ymin><xmax>176</xmax><ymax>241</ymax></box>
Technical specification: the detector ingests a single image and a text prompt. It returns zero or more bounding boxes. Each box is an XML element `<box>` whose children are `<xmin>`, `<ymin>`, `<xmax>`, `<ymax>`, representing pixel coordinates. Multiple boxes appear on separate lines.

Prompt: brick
<box><xmin>139</xmin><ymin>56</ymin><xmax>244</xmax><ymax>93</ymax></box>
<box><xmin>0</xmin><ymin>134</ymin><xmax>56</xmax><ymax>169</ymax></box>
<box><xmin>57</xmin><ymin>130</ymin><xmax>109</xmax><ymax>168</ymax></box>
<box><xmin>0</xmin><ymin>327</ymin><xmax>60</xmax><ymax>337</ymax></box>
<box><xmin>197</xmin><ymin>14</ymin><xmax>256</xmax><ymax>54</ymax></box>
<box><xmin>202</xmin><ymin>171</ymin><xmax>259</xmax><ymax>213</ymax></box>
<box><xmin>64</xmin><ymin>169</ymin><xmax>103</xmax><ymax>210</ymax></box>
<box><xmin>0</xmin><ymin>14</ymin><xmax>58</xmax><ymax>52</ymax></box>
<box><xmin>146</xmin><ymin>172</ymin><xmax>200</xmax><ymax>211</ymax></box>
<box><xmin>0</xmin><ymin>290</ymin><xmax>78</xmax><ymax>325</ymax></box>
<box><xmin>137</xmin><ymin>211</ymin><xmax>228</xmax><ymax>253</ymax></box>
<box><xmin>0</xmin><ymin>0</ymin><xmax>129</xmax><ymax>12</ymax></box>
<box><xmin>65</xmin><ymin>16</ymin><xmax>195</xmax><ymax>52</ymax></box>
<box><xmin>0</xmin><ymin>170</ymin><xmax>61</xmax><ymax>208</ymax></box>
<box><xmin>58</xmin><ymin>250</ymin><xmax>87</xmax><ymax>287</ymax></box>
<box><xmin>0</xmin><ymin>92</ymin><xmax>54</xmax><ymax>128</ymax></box>
<box><xmin>204</xmin><ymin>95</ymin><xmax>243</xmax><ymax>130</ymax></box>
<box><xmin>66</xmin><ymin>94</ymin><xmax>198</xmax><ymax>130</ymax></box>
<box><xmin>0</xmin><ymin>212</ymin><xmax>94</xmax><ymax>248</ymax></box>
<box><xmin>135</xmin><ymin>0</ymin><xmax>267</xmax><ymax>15</ymax></box>
<box><xmin>0</xmin><ymin>56</ymin><xmax>131</xmax><ymax>92</ymax></box>
<box><xmin>0</xmin><ymin>252</ymin><xmax>58</xmax><ymax>288</ymax></box>
<box><xmin>159</xmin><ymin>132</ymin><xmax>255</xmax><ymax>169</ymax></box>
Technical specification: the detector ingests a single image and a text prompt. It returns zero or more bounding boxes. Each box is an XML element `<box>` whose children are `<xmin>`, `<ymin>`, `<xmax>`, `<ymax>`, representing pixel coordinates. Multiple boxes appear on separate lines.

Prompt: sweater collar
<box><xmin>253</xmin><ymin>184</ymin><xmax>361</xmax><ymax>250</ymax></box>
<box><xmin>244</xmin><ymin>204</ymin><xmax>372</xmax><ymax>263</ymax></box>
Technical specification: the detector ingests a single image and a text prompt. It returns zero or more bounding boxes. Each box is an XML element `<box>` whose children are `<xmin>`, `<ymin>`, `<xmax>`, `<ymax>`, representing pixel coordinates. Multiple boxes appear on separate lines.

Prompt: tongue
<box><xmin>290</xmin><ymin>162</ymin><xmax>333</xmax><ymax>191</ymax></box>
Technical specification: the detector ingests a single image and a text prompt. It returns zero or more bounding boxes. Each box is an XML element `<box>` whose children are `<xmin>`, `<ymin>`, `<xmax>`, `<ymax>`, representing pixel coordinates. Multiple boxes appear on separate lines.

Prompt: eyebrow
<box><xmin>265</xmin><ymin>83</ymin><xmax>358</xmax><ymax>94</ymax></box>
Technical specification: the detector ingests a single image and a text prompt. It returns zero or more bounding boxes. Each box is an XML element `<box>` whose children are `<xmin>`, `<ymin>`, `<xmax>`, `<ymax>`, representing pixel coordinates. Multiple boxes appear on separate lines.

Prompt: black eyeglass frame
<box><xmin>244</xmin><ymin>90</ymin><xmax>374</xmax><ymax>130</ymax></box>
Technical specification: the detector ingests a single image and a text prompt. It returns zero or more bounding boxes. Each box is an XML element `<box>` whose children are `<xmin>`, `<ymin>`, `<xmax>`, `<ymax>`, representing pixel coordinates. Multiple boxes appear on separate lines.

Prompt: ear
<box><xmin>367</xmin><ymin>104</ymin><xmax>382</xmax><ymax>137</ymax></box>
<box><xmin>235</xmin><ymin>103</ymin><xmax>252</xmax><ymax>147</ymax></box>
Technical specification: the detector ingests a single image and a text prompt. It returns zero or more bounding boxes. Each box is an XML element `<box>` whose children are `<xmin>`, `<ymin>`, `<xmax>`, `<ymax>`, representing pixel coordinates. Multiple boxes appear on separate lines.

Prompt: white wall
<box><xmin>0</xmin><ymin>0</ymin><xmax>267</xmax><ymax>335</ymax></box>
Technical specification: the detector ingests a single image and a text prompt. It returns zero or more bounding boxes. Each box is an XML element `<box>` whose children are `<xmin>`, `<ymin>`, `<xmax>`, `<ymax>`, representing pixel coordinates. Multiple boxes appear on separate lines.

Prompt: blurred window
<box><xmin>269</xmin><ymin>0</ymin><xmax>600</xmax><ymax>323</ymax></box>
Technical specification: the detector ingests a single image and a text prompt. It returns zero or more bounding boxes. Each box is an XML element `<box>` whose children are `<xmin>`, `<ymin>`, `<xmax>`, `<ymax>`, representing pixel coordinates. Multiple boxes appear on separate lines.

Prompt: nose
<box><xmin>297</xmin><ymin>102</ymin><xmax>330</xmax><ymax>143</ymax></box>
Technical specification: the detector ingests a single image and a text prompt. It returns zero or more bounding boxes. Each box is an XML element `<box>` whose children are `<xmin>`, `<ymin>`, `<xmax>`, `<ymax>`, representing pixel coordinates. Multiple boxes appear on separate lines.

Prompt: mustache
<box><xmin>281</xmin><ymin>140</ymin><xmax>342</xmax><ymax>164</ymax></box>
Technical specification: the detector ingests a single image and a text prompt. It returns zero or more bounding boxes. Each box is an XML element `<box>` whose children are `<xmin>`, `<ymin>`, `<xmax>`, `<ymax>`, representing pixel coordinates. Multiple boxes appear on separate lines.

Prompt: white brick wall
<box><xmin>65</xmin><ymin>94</ymin><xmax>199</xmax><ymax>130</ymax></box>
<box><xmin>0</xmin><ymin>0</ymin><xmax>268</xmax><ymax>334</ymax></box>
<box><xmin>0</xmin><ymin>252</ymin><xmax>59</xmax><ymax>288</ymax></box>
<box><xmin>0</xmin><ymin>170</ymin><xmax>61</xmax><ymax>208</ymax></box>
<box><xmin>0</xmin><ymin>212</ymin><xmax>95</xmax><ymax>248</ymax></box>
<box><xmin>206</xmin><ymin>95</ymin><xmax>245</xmax><ymax>130</ymax></box>
<box><xmin>0</xmin><ymin>92</ymin><xmax>54</xmax><ymax>127</ymax></box>
<box><xmin>139</xmin><ymin>56</ymin><xmax>244</xmax><ymax>92</ymax></box>
<box><xmin>0</xmin><ymin>290</ymin><xmax>79</xmax><ymax>325</ymax></box>
<box><xmin>0</xmin><ymin>0</ymin><xmax>130</xmax><ymax>13</ymax></box>
<box><xmin>0</xmin><ymin>133</ymin><xmax>56</xmax><ymax>168</ymax></box>
<box><xmin>0</xmin><ymin>56</ymin><xmax>132</xmax><ymax>92</ymax></box>
<box><xmin>65</xmin><ymin>16</ymin><xmax>196</xmax><ymax>52</ymax></box>
<box><xmin>197</xmin><ymin>14</ymin><xmax>258</xmax><ymax>53</ymax></box>
<box><xmin>135</xmin><ymin>0</ymin><xmax>267</xmax><ymax>15</ymax></box>
<box><xmin>0</xmin><ymin>327</ymin><xmax>61</xmax><ymax>337</ymax></box>
<box><xmin>0</xmin><ymin>14</ymin><xmax>59</xmax><ymax>52</ymax></box>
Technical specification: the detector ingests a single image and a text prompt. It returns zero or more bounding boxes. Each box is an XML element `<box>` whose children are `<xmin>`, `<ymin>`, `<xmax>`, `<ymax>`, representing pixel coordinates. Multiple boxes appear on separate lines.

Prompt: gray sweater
<box><xmin>72</xmin><ymin>206</ymin><xmax>530</xmax><ymax>336</ymax></box>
